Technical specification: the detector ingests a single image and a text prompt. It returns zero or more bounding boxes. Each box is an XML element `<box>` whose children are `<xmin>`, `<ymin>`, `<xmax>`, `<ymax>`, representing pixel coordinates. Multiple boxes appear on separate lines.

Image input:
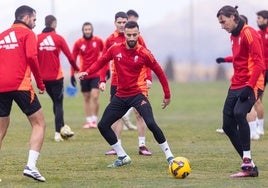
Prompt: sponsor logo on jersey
<box><xmin>39</xmin><ymin>35</ymin><xmax>56</xmax><ymax>51</ymax></box>
<box><xmin>0</xmin><ymin>31</ymin><xmax>19</xmax><ymax>49</ymax></box>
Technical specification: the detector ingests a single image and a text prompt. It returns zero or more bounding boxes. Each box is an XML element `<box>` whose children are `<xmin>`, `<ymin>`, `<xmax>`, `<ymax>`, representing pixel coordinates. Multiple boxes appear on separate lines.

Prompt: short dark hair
<box><xmin>125</xmin><ymin>21</ymin><xmax>139</xmax><ymax>30</ymax></box>
<box><xmin>127</xmin><ymin>9</ymin><xmax>139</xmax><ymax>18</ymax></box>
<box><xmin>15</xmin><ymin>5</ymin><xmax>36</xmax><ymax>20</ymax></box>
<box><xmin>82</xmin><ymin>22</ymin><xmax>93</xmax><ymax>30</ymax></box>
<box><xmin>45</xmin><ymin>15</ymin><xmax>56</xmax><ymax>27</ymax></box>
<box><xmin>256</xmin><ymin>10</ymin><xmax>268</xmax><ymax>19</ymax></box>
<box><xmin>217</xmin><ymin>5</ymin><xmax>240</xmax><ymax>23</ymax></box>
<box><xmin>115</xmin><ymin>11</ymin><xmax>128</xmax><ymax>21</ymax></box>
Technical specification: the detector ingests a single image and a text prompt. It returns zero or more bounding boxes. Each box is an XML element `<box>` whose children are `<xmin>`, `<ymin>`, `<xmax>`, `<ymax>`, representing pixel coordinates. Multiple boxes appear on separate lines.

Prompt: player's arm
<box><xmin>144</xmin><ymin>50</ymin><xmax>171</xmax><ymax>108</ymax></box>
<box><xmin>60</xmin><ymin>36</ymin><xmax>79</xmax><ymax>72</ymax></box>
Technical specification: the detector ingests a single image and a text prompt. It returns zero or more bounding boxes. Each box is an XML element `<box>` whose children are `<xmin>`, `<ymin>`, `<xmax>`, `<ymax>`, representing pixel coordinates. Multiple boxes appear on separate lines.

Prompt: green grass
<box><xmin>1</xmin><ymin>81</ymin><xmax>268</xmax><ymax>187</ymax></box>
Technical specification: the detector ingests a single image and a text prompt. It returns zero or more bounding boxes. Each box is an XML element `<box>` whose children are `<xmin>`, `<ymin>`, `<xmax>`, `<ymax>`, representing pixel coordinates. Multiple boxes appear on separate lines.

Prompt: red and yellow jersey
<box><xmin>258</xmin><ymin>27</ymin><xmax>268</xmax><ymax>70</ymax></box>
<box><xmin>87</xmin><ymin>42</ymin><xmax>170</xmax><ymax>99</ymax></box>
<box><xmin>37</xmin><ymin>30</ymin><xmax>78</xmax><ymax>81</ymax></box>
<box><xmin>0</xmin><ymin>23</ymin><xmax>44</xmax><ymax>92</ymax></box>
<box><xmin>230</xmin><ymin>25</ymin><xmax>265</xmax><ymax>93</ymax></box>
<box><xmin>72</xmin><ymin>36</ymin><xmax>104</xmax><ymax>79</ymax></box>
<box><xmin>103</xmin><ymin>30</ymin><xmax>151</xmax><ymax>86</ymax></box>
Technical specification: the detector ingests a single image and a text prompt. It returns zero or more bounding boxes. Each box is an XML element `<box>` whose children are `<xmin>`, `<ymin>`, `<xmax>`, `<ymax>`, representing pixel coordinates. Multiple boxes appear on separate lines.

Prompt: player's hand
<box><xmin>146</xmin><ymin>79</ymin><xmax>152</xmax><ymax>89</ymax></box>
<box><xmin>70</xmin><ymin>76</ymin><xmax>77</xmax><ymax>87</ymax></box>
<box><xmin>162</xmin><ymin>98</ymin><xmax>170</xmax><ymax>109</ymax></box>
<box><xmin>216</xmin><ymin>57</ymin><xmax>225</xmax><ymax>64</ymax></box>
<box><xmin>99</xmin><ymin>82</ymin><xmax>106</xmax><ymax>91</ymax></box>
<box><xmin>239</xmin><ymin>86</ymin><xmax>254</xmax><ymax>102</ymax></box>
<box><xmin>77</xmin><ymin>72</ymin><xmax>88</xmax><ymax>80</ymax></box>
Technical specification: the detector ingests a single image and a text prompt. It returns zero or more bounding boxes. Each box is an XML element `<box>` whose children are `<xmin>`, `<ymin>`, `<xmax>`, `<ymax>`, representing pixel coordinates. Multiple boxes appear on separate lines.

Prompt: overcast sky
<box><xmin>0</xmin><ymin>0</ymin><xmax>190</xmax><ymax>34</ymax></box>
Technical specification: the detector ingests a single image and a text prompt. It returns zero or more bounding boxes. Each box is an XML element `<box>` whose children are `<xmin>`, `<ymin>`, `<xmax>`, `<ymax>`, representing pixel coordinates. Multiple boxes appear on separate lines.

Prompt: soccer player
<box><xmin>78</xmin><ymin>21</ymin><xmax>174</xmax><ymax>167</ymax></box>
<box><xmin>37</xmin><ymin>15</ymin><xmax>79</xmax><ymax>141</ymax></box>
<box><xmin>216</xmin><ymin>5</ymin><xmax>265</xmax><ymax>177</ymax></box>
<box><xmin>0</xmin><ymin>5</ymin><xmax>46</xmax><ymax>182</ymax></box>
<box><xmin>256</xmin><ymin>10</ymin><xmax>268</xmax><ymax>135</ymax></box>
<box><xmin>103</xmin><ymin>11</ymin><xmax>152</xmax><ymax>156</ymax></box>
<box><xmin>216</xmin><ymin>15</ymin><xmax>265</xmax><ymax>140</ymax></box>
<box><xmin>71</xmin><ymin>22</ymin><xmax>104</xmax><ymax>129</ymax></box>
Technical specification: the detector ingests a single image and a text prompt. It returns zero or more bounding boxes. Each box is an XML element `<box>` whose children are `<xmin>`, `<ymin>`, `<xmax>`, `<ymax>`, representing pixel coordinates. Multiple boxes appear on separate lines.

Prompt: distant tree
<box><xmin>165</xmin><ymin>56</ymin><xmax>175</xmax><ymax>81</ymax></box>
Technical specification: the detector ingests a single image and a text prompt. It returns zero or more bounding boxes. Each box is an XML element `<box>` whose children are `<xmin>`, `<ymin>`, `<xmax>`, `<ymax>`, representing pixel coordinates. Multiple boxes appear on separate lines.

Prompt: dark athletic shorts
<box><xmin>0</xmin><ymin>90</ymin><xmax>41</xmax><ymax>117</ymax></box>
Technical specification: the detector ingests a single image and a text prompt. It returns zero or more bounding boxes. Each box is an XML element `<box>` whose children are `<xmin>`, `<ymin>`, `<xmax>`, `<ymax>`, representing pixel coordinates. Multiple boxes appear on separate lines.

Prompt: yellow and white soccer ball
<box><xmin>169</xmin><ymin>156</ymin><xmax>191</xmax><ymax>179</ymax></box>
<box><xmin>60</xmin><ymin>125</ymin><xmax>74</xmax><ymax>140</ymax></box>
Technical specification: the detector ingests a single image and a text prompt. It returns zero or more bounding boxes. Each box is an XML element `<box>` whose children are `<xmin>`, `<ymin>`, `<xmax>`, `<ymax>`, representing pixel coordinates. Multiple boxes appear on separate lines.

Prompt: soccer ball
<box><xmin>168</xmin><ymin>156</ymin><xmax>191</xmax><ymax>179</ymax></box>
<box><xmin>60</xmin><ymin>125</ymin><xmax>74</xmax><ymax>140</ymax></box>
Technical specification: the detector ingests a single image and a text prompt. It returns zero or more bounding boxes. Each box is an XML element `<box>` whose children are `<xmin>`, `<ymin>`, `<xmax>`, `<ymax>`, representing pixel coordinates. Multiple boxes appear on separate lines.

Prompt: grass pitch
<box><xmin>1</xmin><ymin>81</ymin><xmax>268</xmax><ymax>188</ymax></box>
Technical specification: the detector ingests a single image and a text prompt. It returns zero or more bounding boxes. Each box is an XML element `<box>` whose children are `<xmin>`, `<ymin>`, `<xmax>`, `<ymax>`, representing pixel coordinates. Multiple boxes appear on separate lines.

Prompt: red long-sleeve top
<box><xmin>230</xmin><ymin>25</ymin><xmax>265</xmax><ymax>90</ymax></box>
<box><xmin>37</xmin><ymin>29</ymin><xmax>79</xmax><ymax>81</ymax></box>
<box><xmin>72</xmin><ymin>36</ymin><xmax>104</xmax><ymax>79</ymax></box>
<box><xmin>103</xmin><ymin>30</ymin><xmax>152</xmax><ymax>85</ymax></box>
<box><xmin>0</xmin><ymin>23</ymin><xmax>45</xmax><ymax>92</ymax></box>
<box><xmin>258</xmin><ymin>27</ymin><xmax>268</xmax><ymax>70</ymax></box>
<box><xmin>86</xmin><ymin>42</ymin><xmax>170</xmax><ymax>99</ymax></box>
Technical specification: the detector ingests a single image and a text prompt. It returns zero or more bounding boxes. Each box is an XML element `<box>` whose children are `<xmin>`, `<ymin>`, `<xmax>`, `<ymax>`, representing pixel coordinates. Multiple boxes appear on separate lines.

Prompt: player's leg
<box><xmin>134</xmin><ymin>108</ymin><xmax>152</xmax><ymax>156</ymax></box>
<box><xmin>45</xmin><ymin>79</ymin><xmax>67</xmax><ymax>141</ymax></box>
<box><xmin>232</xmin><ymin>89</ymin><xmax>257</xmax><ymax>177</ymax></box>
<box><xmin>122</xmin><ymin>107</ymin><xmax>137</xmax><ymax>130</ymax></box>
<box><xmin>255</xmin><ymin>98</ymin><xmax>264</xmax><ymax>135</ymax></box>
<box><xmin>14</xmin><ymin>91</ymin><xmax>46</xmax><ymax>182</ymax></box>
<box><xmin>88</xmin><ymin>87</ymin><xmax>100</xmax><ymax>128</ymax></box>
<box><xmin>98</xmin><ymin>96</ymin><xmax>131</xmax><ymax>167</ymax></box>
<box><xmin>0</xmin><ymin>92</ymin><xmax>12</xmax><ymax>150</ymax></box>
<box><xmin>133</xmin><ymin>94</ymin><xmax>173</xmax><ymax>164</ymax></box>
<box><xmin>247</xmin><ymin>107</ymin><xmax>259</xmax><ymax>140</ymax></box>
<box><xmin>80</xmin><ymin>79</ymin><xmax>93</xmax><ymax>128</ymax></box>
<box><xmin>0</xmin><ymin>116</ymin><xmax>9</xmax><ymax>149</ymax></box>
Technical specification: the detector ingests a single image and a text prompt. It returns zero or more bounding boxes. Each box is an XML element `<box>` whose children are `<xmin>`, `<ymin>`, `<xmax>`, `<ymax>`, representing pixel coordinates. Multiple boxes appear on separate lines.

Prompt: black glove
<box><xmin>70</xmin><ymin>76</ymin><xmax>77</xmax><ymax>87</ymax></box>
<box><xmin>239</xmin><ymin>86</ymin><xmax>253</xmax><ymax>102</ymax></box>
<box><xmin>216</xmin><ymin>57</ymin><xmax>225</xmax><ymax>64</ymax></box>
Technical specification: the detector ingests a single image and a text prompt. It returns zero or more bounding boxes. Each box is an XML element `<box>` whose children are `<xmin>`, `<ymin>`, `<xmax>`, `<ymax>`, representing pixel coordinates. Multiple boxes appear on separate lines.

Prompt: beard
<box><xmin>127</xmin><ymin>40</ymin><xmax>137</xmax><ymax>48</ymax></box>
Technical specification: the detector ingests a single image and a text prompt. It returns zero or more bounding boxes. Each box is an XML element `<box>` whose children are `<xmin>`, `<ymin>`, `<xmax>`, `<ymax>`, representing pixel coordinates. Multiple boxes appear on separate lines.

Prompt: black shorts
<box><xmin>0</xmin><ymin>90</ymin><xmax>41</xmax><ymax>117</ymax></box>
<box><xmin>80</xmin><ymin>77</ymin><xmax>100</xmax><ymax>92</ymax></box>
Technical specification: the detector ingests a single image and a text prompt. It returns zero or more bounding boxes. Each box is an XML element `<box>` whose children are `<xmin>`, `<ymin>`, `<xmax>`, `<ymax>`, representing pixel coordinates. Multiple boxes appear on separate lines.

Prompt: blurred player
<box><xmin>37</xmin><ymin>15</ymin><xmax>79</xmax><ymax>141</ymax></box>
<box><xmin>72</xmin><ymin>22</ymin><xmax>104</xmax><ymax>129</ymax></box>
<box><xmin>256</xmin><ymin>10</ymin><xmax>268</xmax><ymax>135</ymax></box>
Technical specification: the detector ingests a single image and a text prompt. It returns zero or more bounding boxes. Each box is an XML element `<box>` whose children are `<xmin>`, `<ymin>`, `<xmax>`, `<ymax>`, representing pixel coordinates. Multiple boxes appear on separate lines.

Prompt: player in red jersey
<box><xmin>37</xmin><ymin>15</ymin><xmax>79</xmax><ymax>142</ymax></box>
<box><xmin>78</xmin><ymin>21</ymin><xmax>174</xmax><ymax>167</ymax></box>
<box><xmin>255</xmin><ymin>10</ymin><xmax>268</xmax><ymax>135</ymax></box>
<box><xmin>0</xmin><ymin>5</ymin><xmax>46</xmax><ymax>182</ymax></box>
<box><xmin>72</xmin><ymin>22</ymin><xmax>104</xmax><ymax>129</ymax></box>
<box><xmin>103</xmin><ymin>11</ymin><xmax>152</xmax><ymax>156</ymax></box>
<box><xmin>217</xmin><ymin>5</ymin><xmax>265</xmax><ymax>178</ymax></box>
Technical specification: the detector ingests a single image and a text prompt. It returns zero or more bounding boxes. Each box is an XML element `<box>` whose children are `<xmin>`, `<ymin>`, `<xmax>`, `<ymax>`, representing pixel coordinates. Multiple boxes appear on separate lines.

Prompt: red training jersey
<box><xmin>37</xmin><ymin>29</ymin><xmax>79</xmax><ymax>81</ymax></box>
<box><xmin>87</xmin><ymin>42</ymin><xmax>170</xmax><ymax>99</ymax></box>
<box><xmin>230</xmin><ymin>25</ymin><xmax>265</xmax><ymax>90</ymax></box>
<box><xmin>103</xmin><ymin>30</ymin><xmax>152</xmax><ymax>85</ymax></box>
<box><xmin>258</xmin><ymin>27</ymin><xmax>268</xmax><ymax>70</ymax></box>
<box><xmin>72</xmin><ymin>36</ymin><xmax>104</xmax><ymax>79</ymax></box>
<box><xmin>0</xmin><ymin>23</ymin><xmax>45</xmax><ymax>92</ymax></box>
